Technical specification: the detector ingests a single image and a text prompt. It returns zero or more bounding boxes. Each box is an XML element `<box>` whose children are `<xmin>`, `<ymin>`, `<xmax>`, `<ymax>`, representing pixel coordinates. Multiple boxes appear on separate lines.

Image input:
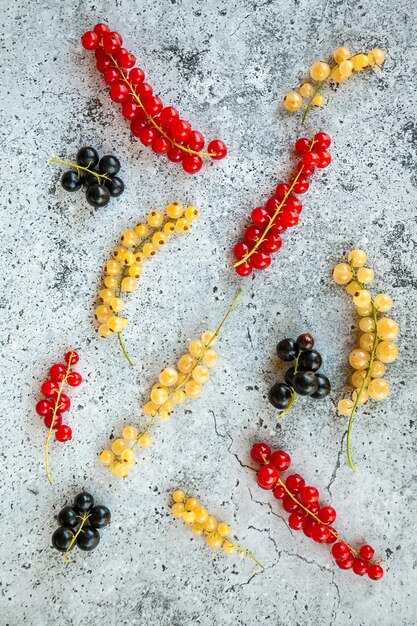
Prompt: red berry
<box><xmin>110</xmin><ymin>82</ymin><xmax>129</xmax><ymax>103</ymax></box>
<box><xmin>302</xmin><ymin>151</ymin><xmax>319</xmax><ymax>168</ymax></box>
<box><xmin>260</xmin><ymin>233</ymin><xmax>282</xmax><ymax>254</ymax></box>
<box><xmin>93</xmin><ymin>23</ymin><xmax>110</xmax><ymax>36</ymax></box>
<box><xmin>65</xmin><ymin>351</ymin><xmax>79</xmax><ymax>365</ymax></box>
<box><xmin>325</xmin><ymin>528</ymin><xmax>337</xmax><ymax>544</ymax></box>
<box><xmin>314</xmin><ymin>132</ymin><xmax>331</xmax><ymax>150</ymax></box>
<box><xmin>182</xmin><ymin>155</ymin><xmax>203</xmax><ymax>174</ymax></box>
<box><xmin>250</xmin><ymin>250</ymin><xmax>271</xmax><ymax>271</ymax></box>
<box><xmin>285</xmin><ymin>196</ymin><xmax>302</xmax><ymax>214</ymax></box>
<box><xmin>269</xmin><ymin>450</ymin><xmax>291</xmax><ymax>471</ymax></box>
<box><xmin>167</xmin><ymin>147</ymin><xmax>184</xmax><ymax>162</ymax></box>
<box><xmin>170</xmin><ymin>119</ymin><xmax>191</xmax><ymax>143</ymax></box>
<box><xmin>55</xmin><ymin>424</ymin><xmax>72</xmax><ymax>442</ymax></box>
<box><xmin>299</xmin><ymin>486</ymin><xmax>319</xmax><ymax>506</ymax></box>
<box><xmin>257</xmin><ymin>465</ymin><xmax>279</xmax><ymax>490</ymax></box>
<box><xmin>244</xmin><ymin>225</ymin><xmax>263</xmax><ymax>245</ymax></box>
<box><xmin>307</xmin><ymin>502</ymin><xmax>319</xmax><ymax>514</ymax></box>
<box><xmin>208</xmin><ymin>139</ymin><xmax>227</xmax><ymax>160</ymax></box>
<box><xmin>136</xmin><ymin>82</ymin><xmax>153</xmax><ymax>99</ymax></box>
<box><xmin>288</xmin><ymin>512</ymin><xmax>305</xmax><ymax>530</ymax></box>
<box><xmin>272</xmin><ymin>485</ymin><xmax>285</xmax><ymax>499</ymax></box>
<box><xmin>311</xmin><ymin>524</ymin><xmax>330</xmax><ymax>543</ymax></box>
<box><xmin>282</xmin><ymin>494</ymin><xmax>300</xmax><ymax>513</ymax></box>
<box><xmin>117</xmin><ymin>49</ymin><xmax>135</xmax><ymax>68</ymax></box>
<box><xmin>275</xmin><ymin>183</ymin><xmax>290</xmax><ymax>200</ymax></box>
<box><xmin>152</xmin><ymin>137</ymin><xmax>171</xmax><ymax>154</ymax></box>
<box><xmin>285</xmin><ymin>474</ymin><xmax>305</xmax><ymax>494</ymax></box>
<box><xmin>44</xmin><ymin>414</ymin><xmax>62</xmax><ymax>429</ymax></box>
<box><xmin>50</xmin><ymin>364</ymin><xmax>66</xmax><ymax>383</ymax></box>
<box><xmin>129</xmin><ymin>67</ymin><xmax>145</xmax><ymax>84</ymax></box>
<box><xmin>296</xmin><ymin>161</ymin><xmax>315</xmax><ymax>177</ymax></box>
<box><xmin>295</xmin><ymin>137</ymin><xmax>312</xmax><ymax>155</ymax></box>
<box><xmin>56</xmin><ymin>393</ymin><xmax>71</xmax><ymax>413</ymax></box>
<box><xmin>103</xmin><ymin>34</ymin><xmax>121</xmax><ymax>54</ymax></box>
<box><xmin>187</xmin><ymin>130</ymin><xmax>205</xmax><ymax>151</ymax></box>
<box><xmin>265</xmin><ymin>197</ymin><xmax>280</xmax><ymax>216</ymax></box>
<box><xmin>131</xmin><ymin>119</ymin><xmax>146</xmax><ymax>137</ymax></box>
<box><xmin>36</xmin><ymin>399</ymin><xmax>53</xmax><ymax>417</ymax></box>
<box><xmin>332</xmin><ymin>542</ymin><xmax>350</xmax><ymax>561</ymax></box>
<box><xmin>122</xmin><ymin>102</ymin><xmax>139</xmax><ymax>120</ymax></box>
<box><xmin>352</xmin><ymin>558</ymin><xmax>369</xmax><ymax>576</ymax></box>
<box><xmin>81</xmin><ymin>31</ymin><xmax>99</xmax><ymax>50</ymax></box>
<box><xmin>303</xmin><ymin>518</ymin><xmax>318</xmax><ymax>538</ymax></box>
<box><xmin>315</xmin><ymin>149</ymin><xmax>332</xmax><ymax>168</ymax></box>
<box><xmin>318</xmin><ymin>506</ymin><xmax>336</xmax><ymax>524</ymax></box>
<box><xmin>104</xmin><ymin>68</ymin><xmax>120</xmax><ymax>85</ymax></box>
<box><xmin>337</xmin><ymin>554</ymin><xmax>354</xmax><ymax>569</ymax></box>
<box><xmin>67</xmin><ymin>371</ymin><xmax>82</xmax><ymax>387</ymax></box>
<box><xmin>250</xmin><ymin>442</ymin><xmax>271</xmax><ymax>463</ymax></box>
<box><xmin>281</xmin><ymin>209</ymin><xmax>299</xmax><ymax>228</ymax></box>
<box><xmin>109</xmin><ymin>31</ymin><xmax>123</xmax><ymax>45</ymax></box>
<box><xmin>96</xmin><ymin>57</ymin><xmax>112</xmax><ymax>73</ymax></box>
<box><xmin>139</xmin><ymin>127</ymin><xmax>158</xmax><ymax>146</ymax></box>
<box><xmin>291</xmin><ymin>177</ymin><xmax>309</xmax><ymax>194</ymax></box>
<box><xmin>143</xmin><ymin>95</ymin><xmax>163</xmax><ymax>117</ymax></box>
<box><xmin>41</xmin><ymin>380</ymin><xmax>59</xmax><ymax>397</ymax></box>
<box><xmin>359</xmin><ymin>544</ymin><xmax>375</xmax><ymax>560</ymax></box>
<box><xmin>160</xmin><ymin>106</ymin><xmax>179</xmax><ymax>122</ymax></box>
<box><xmin>235</xmin><ymin>261</ymin><xmax>252</xmax><ymax>277</ymax></box>
<box><xmin>270</xmin><ymin>217</ymin><xmax>287</xmax><ymax>234</ymax></box>
<box><xmin>233</xmin><ymin>241</ymin><xmax>249</xmax><ymax>260</ymax></box>
<box><xmin>368</xmin><ymin>564</ymin><xmax>384</xmax><ymax>580</ymax></box>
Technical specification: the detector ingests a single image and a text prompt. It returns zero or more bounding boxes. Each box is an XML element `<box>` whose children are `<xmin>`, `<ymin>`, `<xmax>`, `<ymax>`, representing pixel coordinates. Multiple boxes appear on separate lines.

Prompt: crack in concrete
<box><xmin>329</xmin><ymin>572</ymin><xmax>342</xmax><ymax>626</ymax></box>
<box><xmin>327</xmin><ymin>430</ymin><xmax>347</xmax><ymax>498</ymax></box>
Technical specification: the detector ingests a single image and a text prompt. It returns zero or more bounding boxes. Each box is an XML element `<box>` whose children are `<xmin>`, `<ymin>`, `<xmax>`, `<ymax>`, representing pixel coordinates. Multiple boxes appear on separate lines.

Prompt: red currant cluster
<box><xmin>81</xmin><ymin>23</ymin><xmax>227</xmax><ymax>174</ymax></box>
<box><xmin>233</xmin><ymin>132</ymin><xmax>332</xmax><ymax>276</ymax></box>
<box><xmin>35</xmin><ymin>351</ymin><xmax>82</xmax><ymax>484</ymax></box>
<box><xmin>250</xmin><ymin>442</ymin><xmax>384</xmax><ymax>580</ymax></box>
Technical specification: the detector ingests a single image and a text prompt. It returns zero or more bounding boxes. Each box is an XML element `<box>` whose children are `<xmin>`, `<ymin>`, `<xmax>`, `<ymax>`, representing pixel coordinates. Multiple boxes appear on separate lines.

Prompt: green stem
<box><xmin>63</xmin><ymin>514</ymin><xmax>90</xmax><ymax>563</ymax></box>
<box><xmin>117</xmin><ymin>332</ymin><xmax>134</xmax><ymax>367</ymax></box>
<box><xmin>48</xmin><ymin>158</ymin><xmax>111</xmax><ymax>182</ymax></box>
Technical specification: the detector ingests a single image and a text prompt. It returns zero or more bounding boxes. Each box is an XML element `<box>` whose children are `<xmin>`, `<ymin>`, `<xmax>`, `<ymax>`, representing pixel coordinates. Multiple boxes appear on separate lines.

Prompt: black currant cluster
<box><xmin>268</xmin><ymin>333</ymin><xmax>331</xmax><ymax>412</ymax></box>
<box><xmin>61</xmin><ymin>147</ymin><xmax>124</xmax><ymax>208</ymax></box>
<box><xmin>52</xmin><ymin>491</ymin><xmax>111</xmax><ymax>555</ymax></box>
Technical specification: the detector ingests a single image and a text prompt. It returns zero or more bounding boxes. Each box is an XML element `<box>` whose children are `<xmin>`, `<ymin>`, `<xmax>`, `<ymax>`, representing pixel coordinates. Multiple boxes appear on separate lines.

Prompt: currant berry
<box><xmin>299</xmin><ymin>486</ymin><xmax>319</xmax><ymax>505</ymax></box>
<box><xmin>52</xmin><ymin>527</ymin><xmax>74</xmax><ymax>552</ymax></box>
<box><xmin>61</xmin><ymin>171</ymin><xmax>82</xmax><ymax>192</ymax></box>
<box><xmin>359</xmin><ymin>544</ymin><xmax>375</xmax><ymax>560</ymax></box>
<box><xmin>272</xmin><ymin>485</ymin><xmax>285</xmax><ymax>499</ymax></box>
<box><xmin>250</xmin><ymin>442</ymin><xmax>271</xmax><ymax>463</ymax></box>
<box><xmin>292</xmin><ymin>371</ymin><xmax>319</xmax><ymax>396</ymax></box>
<box><xmin>36</xmin><ymin>399</ymin><xmax>54</xmax><ymax>417</ymax></box>
<box><xmin>269</xmin><ymin>450</ymin><xmax>291</xmax><ymax>471</ymax></box>
<box><xmin>81</xmin><ymin>31</ymin><xmax>99</xmax><ymax>50</ymax></box>
<box><xmin>268</xmin><ymin>383</ymin><xmax>293</xmax><ymax>410</ymax></box>
<box><xmin>313</xmin><ymin>132</ymin><xmax>331</xmax><ymax>150</ymax></box>
<box><xmin>288</xmin><ymin>512</ymin><xmax>306</xmax><ymax>530</ymax></box>
<box><xmin>50</xmin><ymin>363</ymin><xmax>67</xmax><ymax>383</ymax></box>
<box><xmin>317</xmin><ymin>506</ymin><xmax>336</xmax><ymax>524</ymax></box>
<box><xmin>55</xmin><ymin>424</ymin><xmax>72</xmax><ymax>442</ymax></box>
<box><xmin>332</xmin><ymin>542</ymin><xmax>350</xmax><ymax>561</ymax></box>
<box><xmin>257</xmin><ymin>465</ymin><xmax>279</xmax><ymax>490</ymax></box>
<box><xmin>368</xmin><ymin>564</ymin><xmax>384</xmax><ymax>580</ymax></box>
<box><xmin>296</xmin><ymin>333</ymin><xmax>314</xmax><ymax>351</ymax></box>
<box><xmin>282</xmin><ymin>494</ymin><xmax>300</xmax><ymax>512</ymax></box>
<box><xmin>297</xmin><ymin>349</ymin><xmax>322</xmax><ymax>372</ymax></box>
<box><xmin>285</xmin><ymin>474</ymin><xmax>305</xmax><ymax>493</ymax></box>
<box><xmin>277</xmin><ymin>338</ymin><xmax>298</xmax><ymax>361</ymax></box>
<box><xmin>208</xmin><ymin>140</ymin><xmax>227</xmax><ymax>160</ymax></box>
<box><xmin>295</xmin><ymin>137</ymin><xmax>312</xmax><ymax>155</ymax></box>
<box><xmin>352</xmin><ymin>558</ymin><xmax>369</xmax><ymax>576</ymax></box>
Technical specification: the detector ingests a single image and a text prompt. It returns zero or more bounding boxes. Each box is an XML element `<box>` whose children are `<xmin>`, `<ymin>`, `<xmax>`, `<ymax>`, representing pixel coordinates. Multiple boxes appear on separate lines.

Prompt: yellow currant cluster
<box><xmin>95</xmin><ymin>202</ymin><xmax>199</xmax><ymax>338</ymax></box>
<box><xmin>143</xmin><ymin>330</ymin><xmax>219</xmax><ymax>421</ymax></box>
<box><xmin>98</xmin><ymin>425</ymin><xmax>152</xmax><ymax>478</ymax></box>
<box><xmin>171</xmin><ymin>490</ymin><xmax>238</xmax><ymax>554</ymax></box>
<box><xmin>284</xmin><ymin>47</ymin><xmax>385</xmax><ymax>112</ymax></box>
<box><xmin>333</xmin><ymin>249</ymin><xmax>399</xmax><ymax>416</ymax></box>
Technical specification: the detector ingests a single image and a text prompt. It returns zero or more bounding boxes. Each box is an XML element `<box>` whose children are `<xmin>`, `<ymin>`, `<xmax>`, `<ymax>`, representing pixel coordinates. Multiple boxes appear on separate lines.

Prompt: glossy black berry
<box><xmin>311</xmin><ymin>373</ymin><xmax>331</xmax><ymax>399</ymax></box>
<box><xmin>297</xmin><ymin>333</ymin><xmax>315</xmax><ymax>351</ymax></box>
<box><xmin>89</xmin><ymin>505</ymin><xmax>111</xmax><ymax>529</ymax></box>
<box><xmin>284</xmin><ymin>366</ymin><xmax>296</xmax><ymax>387</ymax></box>
<box><xmin>292</xmin><ymin>371</ymin><xmax>319</xmax><ymax>396</ymax></box>
<box><xmin>268</xmin><ymin>383</ymin><xmax>293</xmax><ymax>409</ymax></box>
<box><xmin>105</xmin><ymin>176</ymin><xmax>124</xmax><ymax>197</ymax></box>
<box><xmin>76</xmin><ymin>527</ymin><xmax>100</xmax><ymax>551</ymax></box>
<box><xmin>74</xmin><ymin>492</ymin><xmax>94</xmax><ymax>513</ymax></box>
<box><xmin>58</xmin><ymin>506</ymin><xmax>79</xmax><ymax>528</ymax></box>
<box><xmin>276</xmin><ymin>338</ymin><xmax>298</xmax><ymax>361</ymax></box>
<box><xmin>86</xmin><ymin>183</ymin><xmax>110</xmax><ymax>208</ymax></box>
<box><xmin>99</xmin><ymin>154</ymin><xmax>121</xmax><ymax>177</ymax></box>
<box><xmin>52</xmin><ymin>526</ymin><xmax>74</xmax><ymax>552</ymax></box>
<box><xmin>297</xmin><ymin>349</ymin><xmax>322</xmax><ymax>372</ymax></box>
<box><xmin>76</xmin><ymin>146</ymin><xmax>99</xmax><ymax>169</ymax></box>
<box><xmin>61</xmin><ymin>170</ymin><xmax>82</xmax><ymax>192</ymax></box>
<box><xmin>83</xmin><ymin>172</ymin><xmax>100</xmax><ymax>188</ymax></box>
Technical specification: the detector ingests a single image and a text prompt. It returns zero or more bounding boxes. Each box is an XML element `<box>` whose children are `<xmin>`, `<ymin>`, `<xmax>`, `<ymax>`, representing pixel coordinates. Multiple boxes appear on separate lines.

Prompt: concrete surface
<box><xmin>1</xmin><ymin>0</ymin><xmax>416</xmax><ymax>624</ymax></box>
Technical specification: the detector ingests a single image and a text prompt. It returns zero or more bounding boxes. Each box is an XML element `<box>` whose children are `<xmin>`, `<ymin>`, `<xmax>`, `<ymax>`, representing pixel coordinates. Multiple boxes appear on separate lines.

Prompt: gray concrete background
<box><xmin>1</xmin><ymin>0</ymin><xmax>416</xmax><ymax>624</ymax></box>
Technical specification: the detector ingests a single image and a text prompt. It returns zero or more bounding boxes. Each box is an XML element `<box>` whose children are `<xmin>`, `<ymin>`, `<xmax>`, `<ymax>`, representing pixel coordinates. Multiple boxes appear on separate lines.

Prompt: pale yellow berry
<box><xmin>356</xmin><ymin>305</ymin><xmax>373</xmax><ymax>317</ymax></box>
<box><xmin>134</xmin><ymin>252</ymin><xmax>145</xmax><ymax>264</ymax></box>
<box><xmin>357</xmin><ymin>267</ymin><xmax>374</xmax><ymax>284</ymax></box>
<box><xmin>121</xmin><ymin>448</ymin><xmax>136</xmax><ymax>467</ymax></box>
<box><xmin>108</xmin><ymin>316</ymin><xmax>125</xmax><ymax>333</ymax></box>
<box><xmin>369</xmin><ymin>48</ymin><xmax>385</xmax><ymax>65</ymax></box>
<box><xmin>185</xmin><ymin>380</ymin><xmax>203</xmax><ymax>398</ymax></box>
<box><xmin>284</xmin><ymin>91</ymin><xmax>303</xmax><ymax>111</ymax></box>
<box><xmin>312</xmin><ymin>94</ymin><xmax>325</xmax><ymax>107</ymax></box>
<box><xmin>222</xmin><ymin>540</ymin><xmax>236</xmax><ymax>555</ymax></box>
<box><xmin>173</xmin><ymin>389</ymin><xmax>187</xmax><ymax>404</ymax></box>
<box><xmin>171</xmin><ymin>503</ymin><xmax>185</xmax><ymax>518</ymax></box>
<box><xmin>178</xmin><ymin>354</ymin><xmax>196</xmax><ymax>373</ymax></box>
<box><xmin>119</xmin><ymin>318</ymin><xmax>129</xmax><ymax>330</ymax></box>
<box><xmin>369</xmin><ymin>360</ymin><xmax>385</xmax><ymax>378</ymax></box>
<box><xmin>164</xmin><ymin>222</ymin><xmax>176</xmax><ymax>235</ymax></box>
<box><xmin>348</xmin><ymin>249</ymin><xmax>367</xmax><ymax>267</ymax></box>
<box><xmin>374</xmin><ymin>293</ymin><xmax>393</xmax><ymax>313</ymax></box>
<box><xmin>330</xmin><ymin>67</ymin><xmax>347</xmax><ymax>83</ymax></box>
<box><xmin>113</xmin><ymin>245</ymin><xmax>127</xmax><ymax>261</ymax></box>
<box><xmin>151</xmin><ymin>386</ymin><xmax>168</xmax><ymax>405</ymax></box>
<box><xmin>98</xmin><ymin>324</ymin><xmax>112</xmax><ymax>338</ymax></box>
<box><xmin>113</xmin><ymin>462</ymin><xmax>129</xmax><ymax>478</ymax></box>
<box><xmin>147</xmin><ymin>210</ymin><xmax>164</xmax><ymax>228</ymax></box>
<box><xmin>194</xmin><ymin>506</ymin><xmax>209</xmax><ymax>524</ymax></box>
<box><xmin>143</xmin><ymin>242</ymin><xmax>156</xmax><ymax>258</ymax></box>
<box><xmin>217</xmin><ymin>522</ymin><xmax>231</xmax><ymax>537</ymax></box>
<box><xmin>144</xmin><ymin>401</ymin><xmax>158</xmax><ymax>418</ymax></box>
<box><xmin>367</xmin><ymin>53</ymin><xmax>376</xmax><ymax>66</ymax></box>
<box><xmin>359</xmin><ymin>332</ymin><xmax>376</xmax><ymax>352</ymax></box>
<box><xmin>172</xmin><ymin>490</ymin><xmax>186</xmax><ymax>503</ymax></box>
<box><xmin>99</xmin><ymin>288</ymin><xmax>114</xmax><ymax>303</ymax></box>
<box><xmin>106</xmin><ymin>259</ymin><xmax>121</xmax><ymax>275</ymax></box>
<box><xmin>138</xmin><ymin>433</ymin><xmax>152</xmax><ymax>448</ymax></box>
<box><xmin>351</xmin><ymin>388</ymin><xmax>369</xmax><ymax>405</ymax></box>
<box><xmin>349</xmin><ymin>348</ymin><xmax>370</xmax><ymax>370</ymax></box>
<box><xmin>359</xmin><ymin>317</ymin><xmax>375</xmax><ymax>332</ymax></box>
<box><xmin>175</xmin><ymin>217</ymin><xmax>191</xmax><ymax>233</ymax></box>
<box><xmin>159</xmin><ymin>411</ymin><xmax>171</xmax><ymax>421</ymax></box>
<box><xmin>377</xmin><ymin>318</ymin><xmax>399</xmax><ymax>341</ymax></box>
<box><xmin>159</xmin><ymin>367</ymin><xmax>178</xmax><ymax>387</ymax></box>
<box><xmin>351</xmin><ymin>370</ymin><xmax>370</xmax><ymax>388</ymax></box>
<box><xmin>104</xmin><ymin>275</ymin><xmax>118</xmax><ymax>290</ymax></box>
<box><xmin>333</xmin><ymin>263</ymin><xmax>353</xmax><ymax>285</ymax></box>
<box><xmin>191</xmin><ymin>523</ymin><xmax>204</xmax><ymax>536</ymax></box>
<box><xmin>135</xmin><ymin>223</ymin><xmax>149</xmax><ymax>237</ymax></box>
<box><xmin>121</xmin><ymin>277</ymin><xmax>137</xmax><ymax>292</ymax></box>
<box><xmin>185</xmin><ymin>206</ymin><xmax>199</xmax><ymax>221</ymax></box>
<box><xmin>346</xmin><ymin>280</ymin><xmax>360</xmax><ymax>296</ymax></box>
<box><xmin>99</xmin><ymin>449</ymin><xmax>114</xmax><ymax>466</ymax></box>
<box><xmin>333</xmin><ymin>47</ymin><xmax>351</xmax><ymax>64</ymax></box>
<box><xmin>310</xmin><ymin>61</ymin><xmax>331</xmax><ymax>82</ymax></box>
<box><xmin>185</xmin><ymin>497</ymin><xmax>199</xmax><ymax>511</ymax></box>
<box><xmin>352</xmin><ymin>289</ymin><xmax>372</xmax><ymax>307</ymax></box>
<box><xmin>338</xmin><ymin>59</ymin><xmax>354</xmax><ymax>78</ymax></box>
<box><xmin>182</xmin><ymin>510</ymin><xmax>196</xmax><ymax>524</ymax></box>
<box><xmin>122</xmin><ymin>425</ymin><xmax>139</xmax><ymax>441</ymax></box>
<box><xmin>192</xmin><ymin>365</ymin><xmax>210</xmax><ymax>384</ymax></box>
<box><xmin>368</xmin><ymin>378</ymin><xmax>390</xmax><ymax>400</ymax></box>
<box><xmin>166</xmin><ymin>202</ymin><xmax>184</xmax><ymax>219</ymax></box>
<box><xmin>109</xmin><ymin>297</ymin><xmax>125</xmax><ymax>313</ymax></box>
<box><xmin>201</xmin><ymin>330</ymin><xmax>217</xmax><ymax>346</ymax></box>
<box><xmin>177</xmin><ymin>373</ymin><xmax>187</xmax><ymax>385</ymax></box>
<box><xmin>95</xmin><ymin>305</ymin><xmax>110</xmax><ymax>323</ymax></box>
<box><xmin>128</xmin><ymin>263</ymin><xmax>143</xmax><ymax>279</ymax></box>
<box><xmin>111</xmin><ymin>438</ymin><xmax>128</xmax><ymax>456</ymax></box>
<box><xmin>189</xmin><ymin>339</ymin><xmax>205</xmax><ymax>358</ymax></box>
<box><xmin>203</xmin><ymin>516</ymin><xmax>217</xmax><ymax>532</ymax></box>
<box><xmin>206</xmin><ymin>532</ymin><xmax>223</xmax><ymax>549</ymax></box>
<box><xmin>152</xmin><ymin>232</ymin><xmax>169</xmax><ymax>248</ymax></box>
<box><xmin>202</xmin><ymin>349</ymin><xmax>218</xmax><ymax>368</ymax></box>
<box><xmin>121</xmin><ymin>251</ymin><xmax>136</xmax><ymax>267</ymax></box>
<box><xmin>338</xmin><ymin>398</ymin><xmax>355</xmax><ymax>416</ymax></box>
<box><xmin>121</xmin><ymin>230</ymin><xmax>137</xmax><ymax>247</ymax></box>
<box><xmin>376</xmin><ymin>341</ymin><xmax>398</xmax><ymax>363</ymax></box>
<box><xmin>352</xmin><ymin>53</ymin><xmax>369</xmax><ymax>71</ymax></box>
<box><xmin>299</xmin><ymin>82</ymin><xmax>314</xmax><ymax>97</ymax></box>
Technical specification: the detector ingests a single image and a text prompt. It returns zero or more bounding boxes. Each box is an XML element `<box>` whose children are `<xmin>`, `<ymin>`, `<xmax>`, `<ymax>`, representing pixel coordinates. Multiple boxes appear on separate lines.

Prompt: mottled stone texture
<box><xmin>1</xmin><ymin>0</ymin><xmax>416</xmax><ymax>624</ymax></box>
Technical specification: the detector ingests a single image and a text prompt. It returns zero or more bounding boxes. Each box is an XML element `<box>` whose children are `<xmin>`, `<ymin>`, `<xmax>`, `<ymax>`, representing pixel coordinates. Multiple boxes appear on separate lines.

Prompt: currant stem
<box><xmin>277</xmin><ymin>352</ymin><xmax>300</xmax><ymax>418</ymax></box>
<box><xmin>117</xmin><ymin>332</ymin><xmax>134</xmax><ymax>366</ymax></box>
<box><xmin>233</xmin><ymin>542</ymin><xmax>265</xmax><ymax>574</ymax></box>
<box><xmin>63</xmin><ymin>513</ymin><xmax>90</xmax><ymax>563</ymax></box>
<box><xmin>48</xmin><ymin>158</ymin><xmax>111</xmax><ymax>182</ymax></box>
